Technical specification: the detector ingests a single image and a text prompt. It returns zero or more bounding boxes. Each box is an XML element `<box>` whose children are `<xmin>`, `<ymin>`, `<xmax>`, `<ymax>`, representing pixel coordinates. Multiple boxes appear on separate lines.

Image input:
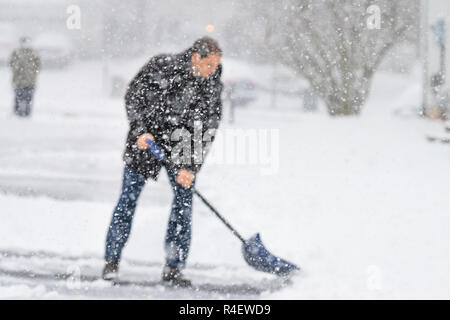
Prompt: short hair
<box><xmin>192</xmin><ymin>36</ymin><xmax>222</xmax><ymax>58</ymax></box>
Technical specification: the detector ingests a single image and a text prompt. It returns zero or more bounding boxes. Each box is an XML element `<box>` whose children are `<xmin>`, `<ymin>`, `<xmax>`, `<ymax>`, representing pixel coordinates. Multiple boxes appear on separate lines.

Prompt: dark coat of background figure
<box><xmin>9</xmin><ymin>43</ymin><xmax>41</xmax><ymax>117</ymax></box>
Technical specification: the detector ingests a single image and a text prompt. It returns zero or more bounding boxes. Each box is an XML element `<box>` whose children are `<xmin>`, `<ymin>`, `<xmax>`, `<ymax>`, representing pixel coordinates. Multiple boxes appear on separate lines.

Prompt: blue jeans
<box><xmin>105</xmin><ymin>166</ymin><xmax>195</xmax><ymax>269</ymax></box>
<box><xmin>14</xmin><ymin>86</ymin><xmax>34</xmax><ymax>117</ymax></box>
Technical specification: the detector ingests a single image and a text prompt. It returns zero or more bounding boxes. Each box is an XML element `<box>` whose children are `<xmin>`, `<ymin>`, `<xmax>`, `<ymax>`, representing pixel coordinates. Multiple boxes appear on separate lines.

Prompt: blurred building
<box><xmin>0</xmin><ymin>0</ymin><xmax>231</xmax><ymax>64</ymax></box>
<box><xmin>0</xmin><ymin>0</ymin><xmax>148</xmax><ymax>62</ymax></box>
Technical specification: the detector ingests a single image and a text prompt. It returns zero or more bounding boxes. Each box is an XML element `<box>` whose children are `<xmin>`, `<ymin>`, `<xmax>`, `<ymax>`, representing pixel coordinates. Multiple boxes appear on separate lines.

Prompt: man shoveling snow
<box><xmin>103</xmin><ymin>37</ymin><xmax>223</xmax><ymax>287</ymax></box>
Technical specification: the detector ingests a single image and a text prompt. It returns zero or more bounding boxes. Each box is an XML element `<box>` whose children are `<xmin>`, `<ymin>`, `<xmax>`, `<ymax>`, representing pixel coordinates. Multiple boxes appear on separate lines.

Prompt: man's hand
<box><xmin>137</xmin><ymin>133</ymin><xmax>194</xmax><ymax>188</ymax></box>
<box><xmin>136</xmin><ymin>133</ymin><xmax>154</xmax><ymax>150</ymax></box>
<box><xmin>176</xmin><ymin>169</ymin><xmax>195</xmax><ymax>189</ymax></box>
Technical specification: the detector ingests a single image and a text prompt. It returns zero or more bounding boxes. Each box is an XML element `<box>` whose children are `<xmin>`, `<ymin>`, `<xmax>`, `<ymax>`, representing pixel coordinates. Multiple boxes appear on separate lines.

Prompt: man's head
<box><xmin>190</xmin><ymin>37</ymin><xmax>222</xmax><ymax>78</ymax></box>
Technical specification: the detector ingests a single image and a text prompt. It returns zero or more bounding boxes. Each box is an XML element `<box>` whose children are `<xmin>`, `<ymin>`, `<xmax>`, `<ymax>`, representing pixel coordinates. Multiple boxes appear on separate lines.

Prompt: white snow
<box><xmin>1</xmin><ymin>59</ymin><xmax>450</xmax><ymax>299</ymax></box>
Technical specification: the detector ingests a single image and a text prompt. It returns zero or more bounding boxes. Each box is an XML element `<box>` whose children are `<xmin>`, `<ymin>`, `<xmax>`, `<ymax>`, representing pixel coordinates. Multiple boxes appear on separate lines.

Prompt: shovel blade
<box><xmin>242</xmin><ymin>233</ymin><xmax>300</xmax><ymax>277</ymax></box>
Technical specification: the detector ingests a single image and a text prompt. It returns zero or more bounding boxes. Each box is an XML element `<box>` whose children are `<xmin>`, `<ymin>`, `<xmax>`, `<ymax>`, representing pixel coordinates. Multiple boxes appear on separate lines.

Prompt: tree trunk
<box><xmin>325</xmin><ymin>91</ymin><xmax>363</xmax><ymax>116</ymax></box>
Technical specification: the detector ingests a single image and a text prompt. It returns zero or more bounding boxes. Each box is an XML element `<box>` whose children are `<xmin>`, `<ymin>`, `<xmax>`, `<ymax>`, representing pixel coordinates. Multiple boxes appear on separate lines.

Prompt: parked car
<box><xmin>224</xmin><ymin>78</ymin><xmax>257</xmax><ymax>107</ymax></box>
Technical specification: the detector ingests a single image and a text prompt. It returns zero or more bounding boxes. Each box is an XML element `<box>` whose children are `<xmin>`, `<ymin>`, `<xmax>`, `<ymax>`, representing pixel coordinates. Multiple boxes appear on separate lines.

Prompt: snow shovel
<box><xmin>146</xmin><ymin>138</ymin><xmax>300</xmax><ymax>277</ymax></box>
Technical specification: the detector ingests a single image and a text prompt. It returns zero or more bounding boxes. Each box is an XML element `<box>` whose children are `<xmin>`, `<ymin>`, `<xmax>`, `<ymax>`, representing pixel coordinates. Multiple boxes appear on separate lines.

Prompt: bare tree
<box><xmin>227</xmin><ymin>0</ymin><xmax>418</xmax><ymax>115</ymax></box>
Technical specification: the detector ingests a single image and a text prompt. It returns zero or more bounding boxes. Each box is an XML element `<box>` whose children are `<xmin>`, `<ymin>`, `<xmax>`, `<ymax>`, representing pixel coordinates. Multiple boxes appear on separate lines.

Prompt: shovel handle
<box><xmin>145</xmin><ymin>138</ymin><xmax>247</xmax><ymax>244</ymax></box>
<box><xmin>193</xmin><ymin>188</ymin><xmax>246</xmax><ymax>244</ymax></box>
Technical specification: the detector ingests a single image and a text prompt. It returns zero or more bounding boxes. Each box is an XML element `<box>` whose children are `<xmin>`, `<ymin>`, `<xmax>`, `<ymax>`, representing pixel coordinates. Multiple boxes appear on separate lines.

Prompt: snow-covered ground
<box><xmin>0</xmin><ymin>58</ymin><xmax>450</xmax><ymax>299</ymax></box>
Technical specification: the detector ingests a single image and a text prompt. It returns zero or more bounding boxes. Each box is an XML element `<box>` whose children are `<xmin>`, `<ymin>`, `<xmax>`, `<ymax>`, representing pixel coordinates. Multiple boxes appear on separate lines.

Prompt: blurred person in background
<box><xmin>9</xmin><ymin>37</ymin><xmax>41</xmax><ymax>117</ymax></box>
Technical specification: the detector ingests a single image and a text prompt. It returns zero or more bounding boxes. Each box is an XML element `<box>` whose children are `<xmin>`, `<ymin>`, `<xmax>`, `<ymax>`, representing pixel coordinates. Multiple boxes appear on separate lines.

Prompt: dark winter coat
<box><xmin>9</xmin><ymin>47</ymin><xmax>41</xmax><ymax>88</ymax></box>
<box><xmin>123</xmin><ymin>48</ymin><xmax>223</xmax><ymax>180</ymax></box>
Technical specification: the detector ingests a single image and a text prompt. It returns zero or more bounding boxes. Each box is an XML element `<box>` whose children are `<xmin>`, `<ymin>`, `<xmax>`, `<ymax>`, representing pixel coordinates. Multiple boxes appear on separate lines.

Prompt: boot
<box><xmin>162</xmin><ymin>265</ymin><xmax>191</xmax><ymax>288</ymax></box>
<box><xmin>102</xmin><ymin>260</ymin><xmax>119</xmax><ymax>281</ymax></box>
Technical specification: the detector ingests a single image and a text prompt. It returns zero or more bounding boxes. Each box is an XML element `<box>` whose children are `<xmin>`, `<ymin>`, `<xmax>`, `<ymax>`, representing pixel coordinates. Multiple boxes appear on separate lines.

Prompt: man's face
<box><xmin>191</xmin><ymin>52</ymin><xmax>221</xmax><ymax>78</ymax></box>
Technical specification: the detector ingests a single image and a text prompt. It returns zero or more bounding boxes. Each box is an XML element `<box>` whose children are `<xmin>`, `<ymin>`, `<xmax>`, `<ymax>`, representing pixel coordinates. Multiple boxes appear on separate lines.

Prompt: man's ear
<box><xmin>192</xmin><ymin>52</ymin><xmax>200</xmax><ymax>62</ymax></box>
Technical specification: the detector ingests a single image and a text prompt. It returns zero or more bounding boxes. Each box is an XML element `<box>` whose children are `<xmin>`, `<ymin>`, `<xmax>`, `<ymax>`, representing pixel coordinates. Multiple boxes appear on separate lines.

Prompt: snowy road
<box><xmin>1</xmin><ymin>60</ymin><xmax>450</xmax><ymax>299</ymax></box>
